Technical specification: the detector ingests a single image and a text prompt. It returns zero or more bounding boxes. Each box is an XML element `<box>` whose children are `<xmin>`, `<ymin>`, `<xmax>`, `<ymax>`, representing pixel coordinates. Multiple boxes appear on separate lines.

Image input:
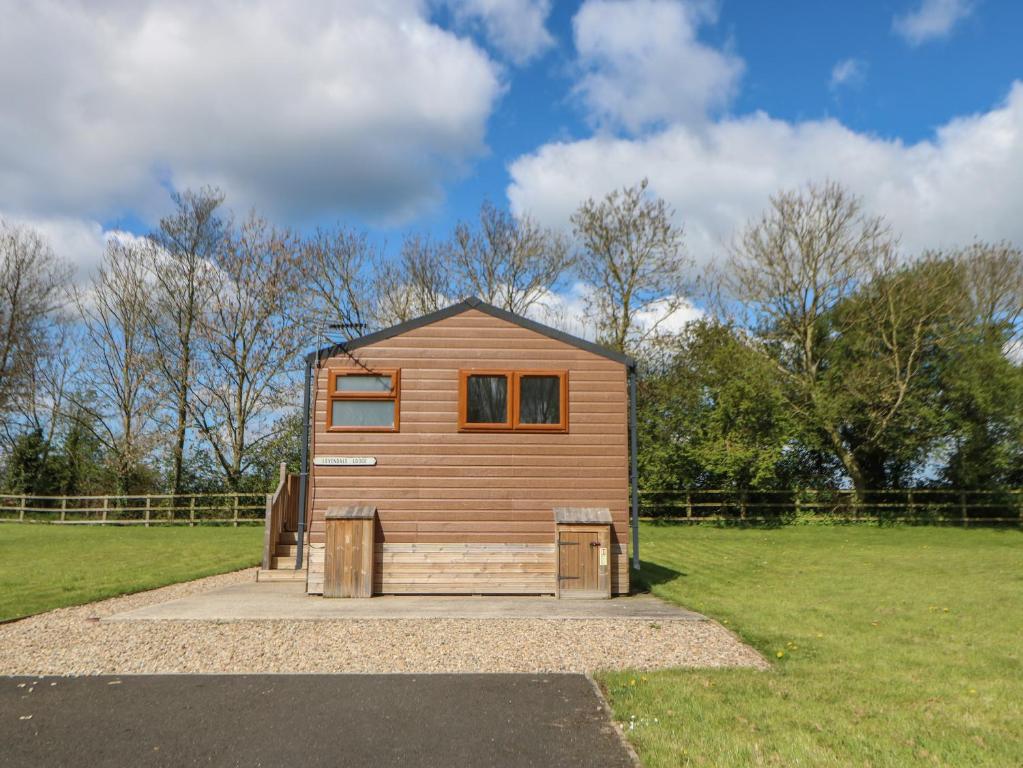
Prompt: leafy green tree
<box><xmin>939</xmin><ymin>338</ymin><xmax>1023</xmax><ymax>487</ymax></box>
<box><xmin>722</xmin><ymin>182</ymin><xmax>963</xmax><ymax>495</ymax></box>
<box><xmin>51</xmin><ymin>408</ymin><xmax>113</xmax><ymax>496</ymax></box>
<box><xmin>638</xmin><ymin>321</ymin><xmax>804</xmax><ymax>493</ymax></box>
<box><xmin>2</xmin><ymin>428</ymin><xmax>51</xmax><ymax>495</ymax></box>
<box><xmin>813</xmin><ymin>255</ymin><xmax>963</xmax><ymax>487</ymax></box>
<box><xmin>936</xmin><ymin>243</ymin><xmax>1023</xmax><ymax>487</ymax></box>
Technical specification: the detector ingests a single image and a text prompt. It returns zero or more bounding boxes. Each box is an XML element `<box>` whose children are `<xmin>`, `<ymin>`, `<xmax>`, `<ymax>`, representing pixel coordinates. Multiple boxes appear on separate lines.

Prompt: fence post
<box><xmin>102</xmin><ymin>497</ymin><xmax>108</xmax><ymax>525</ymax></box>
<box><xmin>60</xmin><ymin>497</ymin><xmax>67</xmax><ymax>523</ymax></box>
<box><xmin>233</xmin><ymin>496</ymin><xmax>239</xmax><ymax>527</ymax></box>
<box><xmin>144</xmin><ymin>497</ymin><xmax>151</xmax><ymax>528</ymax></box>
<box><xmin>19</xmin><ymin>494</ymin><xmax>26</xmax><ymax>523</ymax></box>
<box><xmin>794</xmin><ymin>491</ymin><xmax>801</xmax><ymax>519</ymax></box>
<box><xmin>685</xmin><ymin>491</ymin><xmax>692</xmax><ymax>520</ymax></box>
<box><xmin>960</xmin><ymin>491</ymin><xmax>968</xmax><ymax>527</ymax></box>
<box><xmin>189</xmin><ymin>497</ymin><xmax>196</xmax><ymax>527</ymax></box>
<box><xmin>739</xmin><ymin>490</ymin><xmax>747</xmax><ymax>520</ymax></box>
<box><xmin>908</xmin><ymin>490</ymin><xmax>915</xmax><ymax>518</ymax></box>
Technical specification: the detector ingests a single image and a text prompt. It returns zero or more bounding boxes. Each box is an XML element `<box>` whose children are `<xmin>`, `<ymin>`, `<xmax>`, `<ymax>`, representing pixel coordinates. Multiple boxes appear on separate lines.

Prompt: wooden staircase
<box><xmin>258</xmin><ymin>463</ymin><xmax>307</xmax><ymax>583</ymax></box>
<box><xmin>257</xmin><ymin>529</ymin><xmax>308</xmax><ymax>582</ymax></box>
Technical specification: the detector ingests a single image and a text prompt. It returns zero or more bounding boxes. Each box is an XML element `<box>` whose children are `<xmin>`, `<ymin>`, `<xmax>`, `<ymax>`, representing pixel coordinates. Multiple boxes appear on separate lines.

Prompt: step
<box><xmin>274</xmin><ymin>544</ymin><xmax>309</xmax><ymax>557</ymax></box>
<box><xmin>257</xmin><ymin>568</ymin><xmax>307</xmax><ymax>582</ymax></box>
<box><xmin>271</xmin><ymin>555</ymin><xmax>310</xmax><ymax>569</ymax></box>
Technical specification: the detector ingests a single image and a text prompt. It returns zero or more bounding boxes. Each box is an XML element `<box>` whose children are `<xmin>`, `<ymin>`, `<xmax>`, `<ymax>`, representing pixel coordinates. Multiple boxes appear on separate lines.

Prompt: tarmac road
<box><xmin>1</xmin><ymin>673</ymin><xmax>636</xmax><ymax>767</ymax></box>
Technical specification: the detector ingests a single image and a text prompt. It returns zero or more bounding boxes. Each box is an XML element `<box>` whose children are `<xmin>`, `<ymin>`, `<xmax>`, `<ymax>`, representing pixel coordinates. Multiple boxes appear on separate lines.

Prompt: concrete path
<box><xmin>105</xmin><ymin>581</ymin><xmax>703</xmax><ymax>622</ymax></box>
<box><xmin>2</xmin><ymin>674</ymin><xmax>636</xmax><ymax>768</ymax></box>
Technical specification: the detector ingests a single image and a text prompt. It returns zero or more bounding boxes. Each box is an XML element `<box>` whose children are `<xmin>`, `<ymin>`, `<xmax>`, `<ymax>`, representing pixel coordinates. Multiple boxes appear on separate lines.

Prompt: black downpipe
<box><xmin>629</xmin><ymin>365</ymin><xmax>640</xmax><ymax>571</ymax></box>
<box><xmin>294</xmin><ymin>358</ymin><xmax>313</xmax><ymax>570</ymax></box>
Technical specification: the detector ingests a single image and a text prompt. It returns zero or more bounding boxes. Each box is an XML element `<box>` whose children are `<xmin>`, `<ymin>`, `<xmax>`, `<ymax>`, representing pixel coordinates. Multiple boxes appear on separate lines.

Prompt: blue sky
<box><xmin>1</xmin><ymin>0</ymin><xmax>1021</xmax><ymax>277</ymax></box>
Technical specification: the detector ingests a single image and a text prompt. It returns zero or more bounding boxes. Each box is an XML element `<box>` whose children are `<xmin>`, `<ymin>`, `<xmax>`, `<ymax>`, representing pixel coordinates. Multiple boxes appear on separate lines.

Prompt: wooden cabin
<box><xmin>261</xmin><ymin>297</ymin><xmax>638</xmax><ymax>598</ymax></box>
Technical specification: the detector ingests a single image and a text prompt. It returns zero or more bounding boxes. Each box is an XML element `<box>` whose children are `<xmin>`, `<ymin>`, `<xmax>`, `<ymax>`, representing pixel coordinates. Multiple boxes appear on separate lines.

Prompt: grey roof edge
<box><xmin>306</xmin><ymin>296</ymin><xmax>636</xmax><ymax>369</ymax></box>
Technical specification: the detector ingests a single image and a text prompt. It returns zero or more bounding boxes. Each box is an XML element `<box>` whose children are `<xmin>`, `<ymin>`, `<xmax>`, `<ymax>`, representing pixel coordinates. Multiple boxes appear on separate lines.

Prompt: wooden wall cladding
<box><xmin>307</xmin><ymin>308</ymin><xmax>631</xmax><ymax>596</ymax></box>
<box><xmin>307</xmin><ymin>542</ymin><xmax>628</xmax><ymax>596</ymax></box>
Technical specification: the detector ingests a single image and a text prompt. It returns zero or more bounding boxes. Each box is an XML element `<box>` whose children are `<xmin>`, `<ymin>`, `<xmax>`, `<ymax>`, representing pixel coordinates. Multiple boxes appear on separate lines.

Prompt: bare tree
<box><xmin>299</xmin><ymin>225</ymin><xmax>378</xmax><ymax>341</ymax></box>
<box><xmin>570</xmin><ymin>179</ymin><xmax>691</xmax><ymax>353</ymax></box>
<box><xmin>71</xmin><ymin>238</ymin><xmax>161</xmax><ymax>493</ymax></box>
<box><xmin>0</xmin><ymin>220</ymin><xmax>72</xmax><ymax>417</ymax></box>
<box><xmin>722</xmin><ymin>181</ymin><xmax>961</xmax><ymax>494</ymax></box>
<box><xmin>449</xmin><ymin>201</ymin><xmax>573</xmax><ymax>314</ymax></box>
<box><xmin>146</xmin><ymin>187</ymin><xmax>227</xmax><ymax>495</ymax></box>
<box><xmin>955</xmin><ymin>241</ymin><xmax>1023</xmax><ymax>340</ymax></box>
<box><xmin>5</xmin><ymin>317</ymin><xmax>80</xmax><ymax>466</ymax></box>
<box><xmin>372</xmin><ymin>234</ymin><xmax>452</xmax><ymax>326</ymax></box>
<box><xmin>191</xmin><ymin>214</ymin><xmax>305</xmax><ymax>489</ymax></box>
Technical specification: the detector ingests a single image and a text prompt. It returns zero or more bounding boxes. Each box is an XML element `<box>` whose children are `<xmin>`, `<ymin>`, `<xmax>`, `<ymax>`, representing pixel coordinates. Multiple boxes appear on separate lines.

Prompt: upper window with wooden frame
<box><xmin>328</xmin><ymin>369</ymin><xmax>400</xmax><ymax>432</ymax></box>
<box><xmin>458</xmin><ymin>370</ymin><xmax>568</xmax><ymax>432</ymax></box>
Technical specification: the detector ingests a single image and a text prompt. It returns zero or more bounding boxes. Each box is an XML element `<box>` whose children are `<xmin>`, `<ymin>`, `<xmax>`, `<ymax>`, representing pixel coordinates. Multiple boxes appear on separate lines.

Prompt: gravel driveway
<box><xmin>0</xmin><ymin>569</ymin><xmax>767</xmax><ymax>675</ymax></box>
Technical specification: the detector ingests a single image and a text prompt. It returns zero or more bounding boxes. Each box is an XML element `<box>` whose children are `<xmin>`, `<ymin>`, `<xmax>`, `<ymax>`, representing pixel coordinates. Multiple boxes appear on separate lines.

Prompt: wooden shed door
<box><xmin>558</xmin><ymin>530</ymin><xmax>601</xmax><ymax>592</ymax></box>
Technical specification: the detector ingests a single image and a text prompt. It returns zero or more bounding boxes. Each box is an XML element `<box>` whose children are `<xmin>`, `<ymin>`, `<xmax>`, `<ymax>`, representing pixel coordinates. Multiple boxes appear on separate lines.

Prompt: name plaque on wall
<box><xmin>313</xmin><ymin>456</ymin><xmax>377</xmax><ymax>467</ymax></box>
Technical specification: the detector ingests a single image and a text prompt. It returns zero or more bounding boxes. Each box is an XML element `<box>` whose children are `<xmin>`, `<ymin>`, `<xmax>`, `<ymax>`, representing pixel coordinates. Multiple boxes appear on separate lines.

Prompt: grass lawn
<box><xmin>0</xmin><ymin>524</ymin><xmax>262</xmax><ymax>621</ymax></box>
<box><xmin>601</xmin><ymin>524</ymin><xmax>1022</xmax><ymax>767</ymax></box>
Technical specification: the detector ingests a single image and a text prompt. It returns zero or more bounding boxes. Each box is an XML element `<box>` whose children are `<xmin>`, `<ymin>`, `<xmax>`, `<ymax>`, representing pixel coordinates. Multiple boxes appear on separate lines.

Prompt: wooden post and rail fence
<box><xmin>637</xmin><ymin>488</ymin><xmax>1023</xmax><ymax>525</ymax></box>
<box><xmin>0</xmin><ymin>464</ymin><xmax>303</xmax><ymax>570</ymax></box>
<box><xmin>0</xmin><ymin>491</ymin><xmax>267</xmax><ymax>526</ymax></box>
<box><xmin>2</xmin><ymin>484</ymin><xmax>1020</xmax><ymax>531</ymax></box>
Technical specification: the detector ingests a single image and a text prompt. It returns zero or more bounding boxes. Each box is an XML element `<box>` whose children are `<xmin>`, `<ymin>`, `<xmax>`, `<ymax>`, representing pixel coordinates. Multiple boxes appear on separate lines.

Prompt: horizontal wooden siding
<box><xmin>307</xmin><ymin>542</ymin><xmax>628</xmax><ymax>595</ymax></box>
<box><xmin>307</xmin><ymin>309</ymin><xmax>630</xmax><ymax>595</ymax></box>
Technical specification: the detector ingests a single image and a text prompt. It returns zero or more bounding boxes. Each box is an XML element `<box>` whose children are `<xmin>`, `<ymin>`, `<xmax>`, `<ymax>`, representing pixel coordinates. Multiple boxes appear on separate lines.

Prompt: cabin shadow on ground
<box><xmin>633</xmin><ymin>559</ymin><xmax>686</xmax><ymax>593</ymax></box>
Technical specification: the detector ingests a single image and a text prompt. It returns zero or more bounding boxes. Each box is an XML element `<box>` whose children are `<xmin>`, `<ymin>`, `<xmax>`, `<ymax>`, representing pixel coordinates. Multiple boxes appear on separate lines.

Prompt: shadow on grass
<box><xmin>633</xmin><ymin>559</ymin><xmax>686</xmax><ymax>594</ymax></box>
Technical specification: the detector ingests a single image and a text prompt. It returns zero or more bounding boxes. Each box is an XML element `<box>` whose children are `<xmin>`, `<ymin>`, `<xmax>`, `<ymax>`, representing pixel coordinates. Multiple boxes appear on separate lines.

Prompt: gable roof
<box><xmin>307</xmin><ymin>296</ymin><xmax>635</xmax><ymax>368</ymax></box>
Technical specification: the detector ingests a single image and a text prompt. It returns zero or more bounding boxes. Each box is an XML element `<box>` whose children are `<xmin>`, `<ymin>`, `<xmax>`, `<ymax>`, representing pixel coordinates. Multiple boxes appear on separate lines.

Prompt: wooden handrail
<box><xmin>261</xmin><ymin>464</ymin><xmax>302</xmax><ymax>570</ymax></box>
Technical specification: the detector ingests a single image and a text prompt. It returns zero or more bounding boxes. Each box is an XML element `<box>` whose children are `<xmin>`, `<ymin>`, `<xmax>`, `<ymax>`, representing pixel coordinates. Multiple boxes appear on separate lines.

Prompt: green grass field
<box><xmin>0</xmin><ymin>524</ymin><xmax>262</xmax><ymax>621</ymax></box>
<box><xmin>601</xmin><ymin>524</ymin><xmax>1022</xmax><ymax>767</ymax></box>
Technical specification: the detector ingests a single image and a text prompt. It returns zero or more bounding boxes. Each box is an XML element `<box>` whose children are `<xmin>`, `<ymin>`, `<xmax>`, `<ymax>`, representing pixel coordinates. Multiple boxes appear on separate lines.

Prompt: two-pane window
<box><xmin>328</xmin><ymin>369</ymin><xmax>399</xmax><ymax>431</ymax></box>
<box><xmin>458</xmin><ymin>370</ymin><xmax>568</xmax><ymax>431</ymax></box>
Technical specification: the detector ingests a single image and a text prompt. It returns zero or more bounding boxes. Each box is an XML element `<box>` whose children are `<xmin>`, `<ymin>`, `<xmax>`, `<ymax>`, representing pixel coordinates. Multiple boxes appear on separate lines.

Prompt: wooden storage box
<box><xmin>554</xmin><ymin>507</ymin><xmax>612</xmax><ymax>599</ymax></box>
<box><xmin>324</xmin><ymin>505</ymin><xmax>376</xmax><ymax>598</ymax></box>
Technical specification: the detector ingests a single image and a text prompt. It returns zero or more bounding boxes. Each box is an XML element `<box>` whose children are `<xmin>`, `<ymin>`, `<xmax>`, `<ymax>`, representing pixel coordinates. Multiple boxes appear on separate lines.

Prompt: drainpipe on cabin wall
<box><xmin>294</xmin><ymin>357</ymin><xmax>313</xmax><ymax>570</ymax></box>
<box><xmin>629</xmin><ymin>364</ymin><xmax>640</xmax><ymax>571</ymax></box>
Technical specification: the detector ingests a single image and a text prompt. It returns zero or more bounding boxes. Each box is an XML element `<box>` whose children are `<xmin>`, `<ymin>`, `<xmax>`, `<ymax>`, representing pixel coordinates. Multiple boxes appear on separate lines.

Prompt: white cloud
<box><xmin>508</xmin><ymin>82</ymin><xmax>1023</xmax><ymax>268</ymax></box>
<box><xmin>830</xmin><ymin>58</ymin><xmax>866</xmax><ymax>91</ymax></box>
<box><xmin>444</xmin><ymin>0</ymin><xmax>555</xmax><ymax>65</ymax></box>
<box><xmin>528</xmin><ymin>282</ymin><xmax>599</xmax><ymax>339</ymax></box>
<box><xmin>894</xmin><ymin>0</ymin><xmax>975</xmax><ymax>46</ymax></box>
<box><xmin>0</xmin><ymin>0</ymin><xmax>503</xmax><ymax>245</ymax></box>
<box><xmin>0</xmin><ymin>214</ymin><xmax>111</xmax><ymax>281</ymax></box>
<box><xmin>572</xmin><ymin>0</ymin><xmax>744</xmax><ymax>132</ymax></box>
<box><xmin>633</xmin><ymin>296</ymin><xmax>704</xmax><ymax>335</ymax></box>
<box><xmin>527</xmin><ymin>282</ymin><xmax>702</xmax><ymax>341</ymax></box>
